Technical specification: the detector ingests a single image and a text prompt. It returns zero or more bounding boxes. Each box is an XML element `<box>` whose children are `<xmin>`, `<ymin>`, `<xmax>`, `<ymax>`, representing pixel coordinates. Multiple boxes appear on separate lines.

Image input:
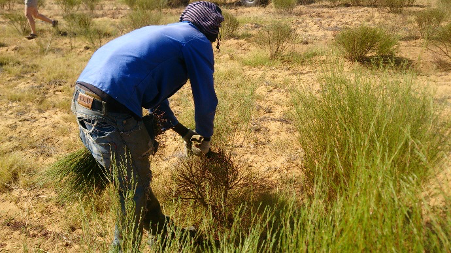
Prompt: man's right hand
<box><xmin>182</xmin><ymin>129</ymin><xmax>197</xmax><ymax>153</ymax></box>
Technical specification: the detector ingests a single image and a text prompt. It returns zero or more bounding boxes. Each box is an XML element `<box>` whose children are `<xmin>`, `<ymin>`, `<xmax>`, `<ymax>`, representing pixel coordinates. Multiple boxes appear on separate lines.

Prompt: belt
<box><xmin>75</xmin><ymin>87</ymin><xmax>108</xmax><ymax>113</ymax></box>
<box><xmin>75</xmin><ymin>83</ymin><xmax>136</xmax><ymax>117</ymax></box>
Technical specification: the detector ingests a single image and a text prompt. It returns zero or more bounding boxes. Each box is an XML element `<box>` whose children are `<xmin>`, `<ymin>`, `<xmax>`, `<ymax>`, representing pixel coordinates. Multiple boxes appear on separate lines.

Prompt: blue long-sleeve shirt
<box><xmin>77</xmin><ymin>21</ymin><xmax>217</xmax><ymax>137</ymax></box>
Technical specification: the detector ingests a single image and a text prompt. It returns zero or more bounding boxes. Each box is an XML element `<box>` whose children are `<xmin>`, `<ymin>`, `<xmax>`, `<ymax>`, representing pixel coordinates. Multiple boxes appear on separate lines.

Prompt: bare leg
<box><xmin>25</xmin><ymin>6</ymin><xmax>37</xmax><ymax>34</ymax></box>
<box><xmin>34</xmin><ymin>10</ymin><xmax>53</xmax><ymax>24</ymax></box>
<box><xmin>25</xmin><ymin>6</ymin><xmax>54</xmax><ymax>35</ymax></box>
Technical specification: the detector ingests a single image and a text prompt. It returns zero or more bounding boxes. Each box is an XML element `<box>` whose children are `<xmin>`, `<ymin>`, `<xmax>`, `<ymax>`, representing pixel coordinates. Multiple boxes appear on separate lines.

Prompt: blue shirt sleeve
<box><xmin>181</xmin><ymin>40</ymin><xmax>218</xmax><ymax>138</ymax></box>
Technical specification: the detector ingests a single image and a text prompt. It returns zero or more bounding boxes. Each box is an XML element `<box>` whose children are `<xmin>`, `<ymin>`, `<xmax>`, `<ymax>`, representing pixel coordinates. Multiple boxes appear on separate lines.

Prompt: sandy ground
<box><xmin>0</xmin><ymin>0</ymin><xmax>450</xmax><ymax>252</ymax></box>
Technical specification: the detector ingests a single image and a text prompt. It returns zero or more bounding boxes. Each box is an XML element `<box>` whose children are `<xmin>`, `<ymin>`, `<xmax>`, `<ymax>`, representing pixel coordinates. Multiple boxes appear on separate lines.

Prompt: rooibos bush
<box><xmin>335</xmin><ymin>25</ymin><xmax>398</xmax><ymax>61</ymax></box>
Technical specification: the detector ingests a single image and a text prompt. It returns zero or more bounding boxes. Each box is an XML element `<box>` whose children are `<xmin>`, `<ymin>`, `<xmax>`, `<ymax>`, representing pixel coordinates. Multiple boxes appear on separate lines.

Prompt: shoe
<box><xmin>52</xmin><ymin>20</ymin><xmax>58</xmax><ymax>27</ymax></box>
<box><xmin>25</xmin><ymin>33</ymin><xmax>37</xmax><ymax>40</ymax></box>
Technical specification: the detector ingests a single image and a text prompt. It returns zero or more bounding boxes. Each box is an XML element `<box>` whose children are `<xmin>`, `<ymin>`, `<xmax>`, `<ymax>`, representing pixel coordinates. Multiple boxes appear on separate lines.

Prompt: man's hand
<box><xmin>182</xmin><ymin>129</ymin><xmax>197</xmax><ymax>153</ymax></box>
<box><xmin>172</xmin><ymin>124</ymin><xmax>210</xmax><ymax>156</ymax></box>
<box><xmin>190</xmin><ymin>135</ymin><xmax>211</xmax><ymax>155</ymax></box>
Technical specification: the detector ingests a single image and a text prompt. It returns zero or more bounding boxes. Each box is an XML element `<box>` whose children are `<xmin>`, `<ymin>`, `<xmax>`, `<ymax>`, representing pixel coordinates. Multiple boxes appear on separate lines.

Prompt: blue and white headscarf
<box><xmin>180</xmin><ymin>1</ymin><xmax>224</xmax><ymax>42</ymax></box>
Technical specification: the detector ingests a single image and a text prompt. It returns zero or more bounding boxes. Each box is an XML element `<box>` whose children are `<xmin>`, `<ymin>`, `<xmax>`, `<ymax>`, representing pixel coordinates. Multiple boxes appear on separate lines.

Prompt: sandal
<box><xmin>26</xmin><ymin>33</ymin><xmax>37</xmax><ymax>40</ymax></box>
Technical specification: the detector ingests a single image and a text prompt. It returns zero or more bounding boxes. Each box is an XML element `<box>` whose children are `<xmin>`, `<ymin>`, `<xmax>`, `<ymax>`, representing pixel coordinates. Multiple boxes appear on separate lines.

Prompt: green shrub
<box><xmin>335</xmin><ymin>25</ymin><xmax>398</xmax><ymax>61</ymax></box>
<box><xmin>257</xmin><ymin>21</ymin><xmax>297</xmax><ymax>59</ymax></box>
<box><xmin>428</xmin><ymin>22</ymin><xmax>451</xmax><ymax>59</ymax></box>
<box><xmin>81</xmin><ymin>0</ymin><xmax>101</xmax><ymax>11</ymax></box>
<box><xmin>415</xmin><ymin>8</ymin><xmax>447</xmax><ymax>38</ymax></box>
<box><xmin>325</xmin><ymin>0</ymin><xmax>414</xmax><ymax>9</ymax></box>
<box><xmin>55</xmin><ymin>0</ymin><xmax>82</xmax><ymax>14</ymax></box>
<box><xmin>0</xmin><ymin>0</ymin><xmax>16</xmax><ymax>10</ymax></box>
<box><xmin>64</xmin><ymin>13</ymin><xmax>113</xmax><ymax>49</ymax></box>
<box><xmin>167</xmin><ymin>0</ymin><xmax>189</xmax><ymax>7</ymax></box>
<box><xmin>122</xmin><ymin>0</ymin><xmax>167</xmax><ymax>10</ymax></box>
<box><xmin>297</xmin><ymin>0</ymin><xmax>315</xmax><ymax>4</ymax></box>
<box><xmin>0</xmin><ymin>56</ymin><xmax>20</xmax><ymax>67</ymax></box>
<box><xmin>292</xmin><ymin>68</ymin><xmax>450</xmax><ymax>201</ymax></box>
<box><xmin>119</xmin><ymin>9</ymin><xmax>162</xmax><ymax>32</ymax></box>
<box><xmin>220</xmin><ymin>11</ymin><xmax>239</xmax><ymax>40</ymax></box>
<box><xmin>273</xmin><ymin>0</ymin><xmax>297</xmax><ymax>12</ymax></box>
<box><xmin>4</xmin><ymin>12</ymin><xmax>29</xmax><ymax>35</ymax></box>
<box><xmin>0</xmin><ymin>152</ymin><xmax>34</xmax><ymax>192</ymax></box>
<box><xmin>438</xmin><ymin>0</ymin><xmax>451</xmax><ymax>15</ymax></box>
<box><xmin>382</xmin><ymin>0</ymin><xmax>413</xmax><ymax>13</ymax></box>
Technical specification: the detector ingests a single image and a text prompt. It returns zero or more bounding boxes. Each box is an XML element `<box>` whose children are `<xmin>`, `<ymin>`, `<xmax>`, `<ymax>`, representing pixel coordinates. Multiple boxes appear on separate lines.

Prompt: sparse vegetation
<box><xmin>272</xmin><ymin>0</ymin><xmax>297</xmax><ymax>13</ymax></box>
<box><xmin>256</xmin><ymin>20</ymin><xmax>297</xmax><ymax>59</ymax></box>
<box><xmin>0</xmin><ymin>0</ymin><xmax>450</xmax><ymax>252</ymax></box>
<box><xmin>0</xmin><ymin>152</ymin><xmax>34</xmax><ymax>192</ymax></box>
<box><xmin>4</xmin><ymin>12</ymin><xmax>29</xmax><ymax>35</ymax></box>
<box><xmin>415</xmin><ymin>8</ymin><xmax>448</xmax><ymax>38</ymax></box>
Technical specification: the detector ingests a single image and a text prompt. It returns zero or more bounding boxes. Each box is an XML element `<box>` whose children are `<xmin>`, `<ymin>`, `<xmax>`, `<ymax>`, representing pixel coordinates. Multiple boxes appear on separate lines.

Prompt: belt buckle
<box><xmin>77</xmin><ymin>92</ymin><xmax>93</xmax><ymax>109</ymax></box>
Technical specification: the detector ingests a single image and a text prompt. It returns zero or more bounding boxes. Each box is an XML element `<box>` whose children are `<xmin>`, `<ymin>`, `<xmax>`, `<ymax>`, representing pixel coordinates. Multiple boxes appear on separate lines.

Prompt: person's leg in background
<box><xmin>24</xmin><ymin>0</ymin><xmax>57</xmax><ymax>39</ymax></box>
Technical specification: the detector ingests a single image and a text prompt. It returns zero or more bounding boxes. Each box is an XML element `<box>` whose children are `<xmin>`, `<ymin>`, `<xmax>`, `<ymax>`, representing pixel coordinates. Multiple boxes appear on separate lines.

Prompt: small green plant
<box><xmin>335</xmin><ymin>25</ymin><xmax>398</xmax><ymax>61</ymax></box>
<box><xmin>415</xmin><ymin>8</ymin><xmax>447</xmax><ymax>38</ymax></box>
<box><xmin>0</xmin><ymin>56</ymin><xmax>20</xmax><ymax>68</ymax></box>
<box><xmin>64</xmin><ymin>13</ymin><xmax>113</xmax><ymax>49</ymax></box>
<box><xmin>119</xmin><ymin>9</ymin><xmax>162</xmax><ymax>32</ymax></box>
<box><xmin>55</xmin><ymin>0</ymin><xmax>82</xmax><ymax>14</ymax></box>
<box><xmin>382</xmin><ymin>0</ymin><xmax>413</xmax><ymax>13</ymax></box>
<box><xmin>167</xmin><ymin>0</ymin><xmax>189</xmax><ymax>7</ymax></box>
<box><xmin>123</xmin><ymin>0</ymin><xmax>167</xmax><ymax>10</ymax></box>
<box><xmin>257</xmin><ymin>21</ymin><xmax>297</xmax><ymax>60</ymax></box>
<box><xmin>0</xmin><ymin>152</ymin><xmax>33</xmax><ymax>192</ymax></box>
<box><xmin>4</xmin><ymin>12</ymin><xmax>29</xmax><ymax>35</ymax></box>
<box><xmin>81</xmin><ymin>0</ymin><xmax>101</xmax><ymax>11</ymax></box>
<box><xmin>0</xmin><ymin>0</ymin><xmax>16</xmax><ymax>10</ymax></box>
<box><xmin>220</xmin><ymin>11</ymin><xmax>239</xmax><ymax>40</ymax></box>
<box><xmin>273</xmin><ymin>0</ymin><xmax>297</xmax><ymax>12</ymax></box>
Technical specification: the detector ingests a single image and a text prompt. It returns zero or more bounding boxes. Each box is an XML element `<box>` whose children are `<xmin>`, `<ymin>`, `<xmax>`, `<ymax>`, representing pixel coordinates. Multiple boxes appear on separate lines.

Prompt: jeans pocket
<box><xmin>78</xmin><ymin>118</ymin><xmax>116</xmax><ymax>170</ymax></box>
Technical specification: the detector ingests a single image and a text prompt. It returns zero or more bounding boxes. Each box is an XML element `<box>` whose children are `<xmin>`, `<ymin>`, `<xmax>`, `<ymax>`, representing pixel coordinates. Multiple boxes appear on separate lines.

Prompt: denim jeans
<box><xmin>71</xmin><ymin>85</ymin><xmax>167</xmax><ymax>249</ymax></box>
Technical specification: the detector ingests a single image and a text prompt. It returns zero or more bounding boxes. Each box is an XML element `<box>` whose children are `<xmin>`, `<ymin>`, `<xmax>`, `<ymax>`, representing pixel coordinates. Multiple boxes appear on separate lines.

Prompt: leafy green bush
<box><xmin>335</xmin><ymin>25</ymin><xmax>398</xmax><ymax>61</ymax></box>
<box><xmin>257</xmin><ymin>21</ymin><xmax>297</xmax><ymax>59</ymax></box>
<box><xmin>220</xmin><ymin>11</ymin><xmax>239</xmax><ymax>40</ymax></box>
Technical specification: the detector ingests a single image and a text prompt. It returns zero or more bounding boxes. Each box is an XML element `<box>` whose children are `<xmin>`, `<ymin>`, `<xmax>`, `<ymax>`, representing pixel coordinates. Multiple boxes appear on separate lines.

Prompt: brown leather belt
<box><xmin>75</xmin><ymin>82</ymin><xmax>137</xmax><ymax>118</ymax></box>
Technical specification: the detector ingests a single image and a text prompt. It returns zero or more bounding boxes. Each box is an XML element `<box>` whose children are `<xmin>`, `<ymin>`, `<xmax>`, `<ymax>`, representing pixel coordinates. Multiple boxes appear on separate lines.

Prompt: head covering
<box><xmin>179</xmin><ymin>1</ymin><xmax>224</xmax><ymax>42</ymax></box>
